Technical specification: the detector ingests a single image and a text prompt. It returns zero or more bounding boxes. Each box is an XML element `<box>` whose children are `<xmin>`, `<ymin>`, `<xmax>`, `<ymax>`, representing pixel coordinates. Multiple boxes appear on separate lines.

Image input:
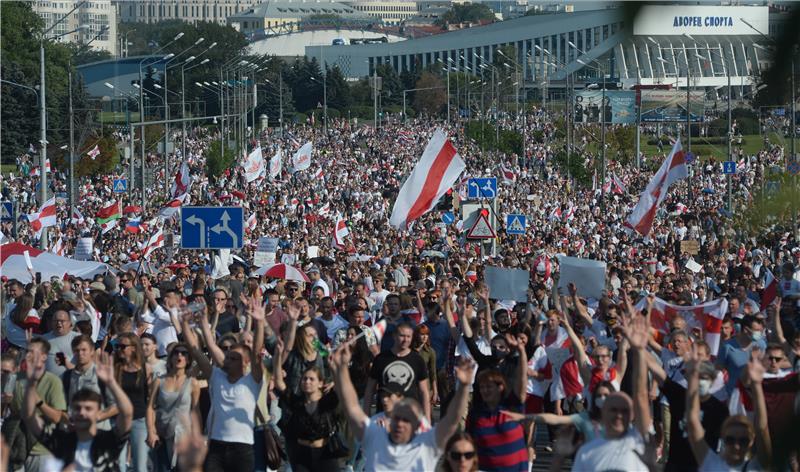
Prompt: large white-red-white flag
<box><xmin>26</xmin><ymin>197</ymin><xmax>57</xmax><ymax>235</ymax></box>
<box><xmin>245</xmin><ymin>212</ymin><xmax>257</xmax><ymax>234</ymax></box>
<box><xmin>625</xmin><ymin>139</ymin><xmax>687</xmax><ymax>236</ymax></box>
<box><xmin>332</xmin><ymin>216</ymin><xmax>349</xmax><ymax>250</ymax></box>
<box><xmin>269</xmin><ymin>150</ymin><xmax>282</xmax><ymax>179</ymax></box>
<box><xmin>143</xmin><ymin>228</ymin><xmax>164</xmax><ymax>259</ymax></box>
<box><xmin>158</xmin><ymin>193</ymin><xmax>188</xmax><ymax>219</ymax></box>
<box><xmin>389</xmin><ymin>129</ymin><xmax>465</xmax><ymax>230</ymax></box>
<box><xmin>635</xmin><ymin>296</ymin><xmax>728</xmax><ymax>356</ymax></box>
<box><xmin>500</xmin><ymin>164</ymin><xmax>516</xmax><ymax>185</ymax></box>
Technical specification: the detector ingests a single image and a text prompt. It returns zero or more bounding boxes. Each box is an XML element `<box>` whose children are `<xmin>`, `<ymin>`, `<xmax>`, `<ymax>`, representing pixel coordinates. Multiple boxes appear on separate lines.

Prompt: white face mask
<box><xmin>595</xmin><ymin>395</ymin><xmax>607</xmax><ymax>409</ymax></box>
<box><xmin>698</xmin><ymin>378</ymin><xmax>712</xmax><ymax>397</ymax></box>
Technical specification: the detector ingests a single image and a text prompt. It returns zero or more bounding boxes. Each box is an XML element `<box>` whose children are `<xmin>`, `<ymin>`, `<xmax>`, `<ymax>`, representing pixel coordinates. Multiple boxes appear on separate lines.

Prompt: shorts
<box><xmin>525</xmin><ymin>394</ymin><xmax>544</xmax><ymax>414</ymax></box>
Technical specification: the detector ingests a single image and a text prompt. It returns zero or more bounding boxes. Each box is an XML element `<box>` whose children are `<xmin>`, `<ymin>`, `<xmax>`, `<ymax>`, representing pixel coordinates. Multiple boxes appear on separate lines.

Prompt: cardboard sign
<box><xmin>484</xmin><ymin>266</ymin><xmax>529</xmax><ymax>302</ymax></box>
<box><xmin>557</xmin><ymin>255</ymin><xmax>606</xmax><ymax>300</ymax></box>
<box><xmin>680</xmin><ymin>240</ymin><xmax>700</xmax><ymax>255</ymax></box>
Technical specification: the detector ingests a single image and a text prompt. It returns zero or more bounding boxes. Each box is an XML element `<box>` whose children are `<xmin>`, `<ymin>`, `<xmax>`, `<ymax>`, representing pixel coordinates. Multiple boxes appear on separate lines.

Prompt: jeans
<box><xmin>204</xmin><ymin>440</ymin><xmax>254</xmax><ymax>472</ymax></box>
<box><xmin>119</xmin><ymin>417</ymin><xmax>150</xmax><ymax>472</ymax></box>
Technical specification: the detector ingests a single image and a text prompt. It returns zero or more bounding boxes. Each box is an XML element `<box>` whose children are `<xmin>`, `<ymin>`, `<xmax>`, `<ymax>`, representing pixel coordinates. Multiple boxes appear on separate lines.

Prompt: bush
<box><xmin>346</xmin><ymin>106</ymin><xmax>376</xmax><ymax>120</ymax></box>
<box><xmin>292</xmin><ymin>112</ymin><xmax>307</xmax><ymax>124</ymax></box>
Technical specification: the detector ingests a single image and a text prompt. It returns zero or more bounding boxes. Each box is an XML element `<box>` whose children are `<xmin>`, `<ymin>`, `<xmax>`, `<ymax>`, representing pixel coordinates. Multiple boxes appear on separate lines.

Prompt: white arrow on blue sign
<box><xmin>722</xmin><ymin>161</ymin><xmax>737</xmax><ymax>175</ymax></box>
<box><xmin>506</xmin><ymin>214</ymin><xmax>526</xmax><ymax>235</ymax></box>
<box><xmin>181</xmin><ymin>206</ymin><xmax>244</xmax><ymax>249</ymax></box>
<box><xmin>441</xmin><ymin>211</ymin><xmax>455</xmax><ymax>225</ymax></box>
<box><xmin>467</xmin><ymin>178</ymin><xmax>497</xmax><ymax>199</ymax></box>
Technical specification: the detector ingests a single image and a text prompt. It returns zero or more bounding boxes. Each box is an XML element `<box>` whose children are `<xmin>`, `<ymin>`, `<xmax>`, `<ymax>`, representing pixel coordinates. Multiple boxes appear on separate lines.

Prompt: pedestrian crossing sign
<box><xmin>467</xmin><ymin>213</ymin><xmax>496</xmax><ymax>239</ymax></box>
<box><xmin>506</xmin><ymin>214</ymin><xmax>526</xmax><ymax>235</ymax></box>
<box><xmin>113</xmin><ymin>178</ymin><xmax>127</xmax><ymax>193</ymax></box>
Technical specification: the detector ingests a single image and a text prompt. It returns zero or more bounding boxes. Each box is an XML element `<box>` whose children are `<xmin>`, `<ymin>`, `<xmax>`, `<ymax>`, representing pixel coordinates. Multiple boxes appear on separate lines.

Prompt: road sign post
<box><xmin>181</xmin><ymin>207</ymin><xmax>244</xmax><ymax>249</ymax></box>
<box><xmin>722</xmin><ymin>161</ymin><xmax>737</xmax><ymax>174</ymax></box>
<box><xmin>506</xmin><ymin>214</ymin><xmax>526</xmax><ymax>235</ymax></box>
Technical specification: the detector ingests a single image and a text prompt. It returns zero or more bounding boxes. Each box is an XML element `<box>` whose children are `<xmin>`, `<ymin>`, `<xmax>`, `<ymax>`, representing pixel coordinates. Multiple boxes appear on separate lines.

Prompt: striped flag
<box><xmin>332</xmin><ymin>215</ymin><xmax>349</xmax><ymax>250</ymax></box>
<box><xmin>245</xmin><ymin>212</ymin><xmax>257</xmax><ymax>234</ymax></box>
<box><xmin>87</xmin><ymin>144</ymin><xmax>100</xmax><ymax>160</ymax></box>
<box><xmin>389</xmin><ymin>129</ymin><xmax>465</xmax><ymax>230</ymax></box>
<box><xmin>371</xmin><ymin>319</ymin><xmax>388</xmax><ymax>343</ymax></box>
<box><xmin>760</xmin><ymin>269</ymin><xmax>777</xmax><ymax>311</ymax></box>
<box><xmin>100</xmin><ymin>219</ymin><xmax>118</xmax><ymax>234</ymax></box>
<box><xmin>143</xmin><ymin>228</ymin><xmax>164</xmax><ymax>259</ymax></box>
<box><xmin>96</xmin><ymin>200</ymin><xmax>121</xmax><ymax>225</ymax></box>
<box><xmin>125</xmin><ymin>217</ymin><xmax>142</xmax><ymax>233</ymax></box>
<box><xmin>500</xmin><ymin>164</ymin><xmax>516</xmax><ymax>184</ymax></box>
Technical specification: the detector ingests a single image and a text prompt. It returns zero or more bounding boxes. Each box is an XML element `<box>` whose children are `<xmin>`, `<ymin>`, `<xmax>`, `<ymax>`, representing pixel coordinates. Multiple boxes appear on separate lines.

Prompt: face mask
<box><xmin>594</xmin><ymin>395</ymin><xmax>606</xmax><ymax>408</ymax></box>
<box><xmin>751</xmin><ymin>330</ymin><xmax>764</xmax><ymax>342</ymax></box>
<box><xmin>698</xmin><ymin>379</ymin><xmax>712</xmax><ymax>397</ymax></box>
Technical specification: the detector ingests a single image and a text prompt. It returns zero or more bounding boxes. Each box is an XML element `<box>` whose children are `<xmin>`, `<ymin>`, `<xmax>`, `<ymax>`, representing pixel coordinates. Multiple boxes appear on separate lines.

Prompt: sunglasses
<box><xmin>116</xmin><ymin>343</ymin><xmax>134</xmax><ymax>350</ymax></box>
<box><xmin>220</xmin><ymin>345</ymin><xmax>233</xmax><ymax>351</ymax></box>
<box><xmin>287</xmin><ymin>287</ymin><xmax>298</xmax><ymax>291</ymax></box>
<box><xmin>214</xmin><ymin>297</ymin><xmax>227</xmax><ymax>301</ymax></box>
<box><xmin>448</xmin><ymin>451</ymin><xmax>476</xmax><ymax>461</ymax></box>
<box><xmin>172</xmin><ymin>349</ymin><xmax>190</xmax><ymax>357</ymax></box>
<box><xmin>723</xmin><ymin>436</ymin><xmax>750</xmax><ymax>447</ymax></box>
<box><xmin>767</xmin><ymin>356</ymin><xmax>784</xmax><ymax>362</ymax></box>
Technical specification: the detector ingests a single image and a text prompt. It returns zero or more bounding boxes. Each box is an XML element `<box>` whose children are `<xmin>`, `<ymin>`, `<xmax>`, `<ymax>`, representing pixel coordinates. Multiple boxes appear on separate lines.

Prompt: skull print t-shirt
<box><xmin>369</xmin><ymin>350</ymin><xmax>429</xmax><ymax>407</ymax></box>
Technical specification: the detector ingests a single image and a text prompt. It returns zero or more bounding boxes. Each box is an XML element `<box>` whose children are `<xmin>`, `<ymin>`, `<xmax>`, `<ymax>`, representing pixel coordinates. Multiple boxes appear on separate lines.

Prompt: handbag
<box><xmin>256</xmin><ymin>406</ymin><xmax>285</xmax><ymax>470</ymax></box>
<box><xmin>325</xmin><ymin>416</ymin><xmax>350</xmax><ymax>459</ymax></box>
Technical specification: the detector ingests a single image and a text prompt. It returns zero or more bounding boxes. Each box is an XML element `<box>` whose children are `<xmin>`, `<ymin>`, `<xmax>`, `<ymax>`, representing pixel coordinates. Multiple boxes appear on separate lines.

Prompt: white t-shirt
<box><xmin>700</xmin><ymin>449</ymin><xmax>763</xmax><ymax>472</ymax></box>
<box><xmin>527</xmin><ymin>345</ymin><xmax>551</xmax><ymax>397</ymax></box>
<box><xmin>73</xmin><ymin>439</ymin><xmax>93</xmax><ymax>472</ymax></box>
<box><xmin>572</xmin><ymin>428</ymin><xmax>647</xmax><ymax>471</ymax></box>
<box><xmin>208</xmin><ymin>367</ymin><xmax>262</xmax><ymax>444</ymax></box>
<box><xmin>361</xmin><ymin>416</ymin><xmax>441</xmax><ymax>472</ymax></box>
<box><xmin>141</xmin><ymin>305</ymin><xmax>179</xmax><ymax>356</ymax></box>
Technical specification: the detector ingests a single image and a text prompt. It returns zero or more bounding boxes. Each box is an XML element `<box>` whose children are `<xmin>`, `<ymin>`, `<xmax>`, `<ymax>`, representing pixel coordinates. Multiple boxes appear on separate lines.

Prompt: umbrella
<box><xmin>420</xmin><ymin>250</ymin><xmax>446</xmax><ymax>259</ymax></box>
<box><xmin>123</xmin><ymin>205</ymin><xmax>142</xmax><ymax>214</ymax></box>
<box><xmin>254</xmin><ymin>263</ymin><xmax>310</xmax><ymax>282</ymax></box>
<box><xmin>702</xmin><ymin>188</ymin><xmax>715</xmax><ymax>194</ymax></box>
<box><xmin>310</xmin><ymin>256</ymin><xmax>335</xmax><ymax>266</ymax></box>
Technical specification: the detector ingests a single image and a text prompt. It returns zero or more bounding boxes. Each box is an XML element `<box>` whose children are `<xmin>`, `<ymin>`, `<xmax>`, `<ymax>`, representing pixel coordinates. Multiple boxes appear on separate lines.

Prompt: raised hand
<box><xmin>249</xmin><ymin>297</ymin><xmax>266</xmax><ymax>322</ymax></box>
<box><xmin>627</xmin><ymin>314</ymin><xmax>650</xmax><ymax>350</ymax></box>
<box><xmin>742</xmin><ymin>349</ymin><xmax>765</xmax><ymax>387</ymax></box>
<box><xmin>683</xmin><ymin>343</ymin><xmax>700</xmax><ymax>377</ymax></box>
<box><xmin>453</xmin><ymin>357</ymin><xmax>476</xmax><ymax>385</ymax></box>
<box><xmin>95</xmin><ymin>352</ymin><xmax>115</xmax><ymax>384</ymax></box>
<box><xmin>285</xmin><ymin>301</ymin><xmax>301</xmax><ymax>321</ymax></box>
<box><xmin>25</xmin><ymin>349</ymin><xmax>47</xmax><ymax>382</ymax></box>
<box><xmin>567</xmin><ymin>282</ymin><xmax>578</xmax><ymax>297</ymax></box>
<box><xmin>478</xmin><ymin>286</ymin><xmax>490</xmax><ymax>301</ymax></box>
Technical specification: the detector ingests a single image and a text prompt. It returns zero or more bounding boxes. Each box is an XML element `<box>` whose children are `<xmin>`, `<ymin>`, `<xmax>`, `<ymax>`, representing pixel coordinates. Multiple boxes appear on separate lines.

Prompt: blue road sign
<box><xmin>765</xmin><ymin>181</ymin><xmax>780</xmax><ymax>196</ymax></box>
<box><xmin>441</xmin><ymin>211</ymin><xmax>455</xmax><ymax>225</ymax></box>
<box><xmin>685</xmin><ymin>152</ymin><xmax>696</xmax><ymax>164</ymax></box>
<box><xmin>722</xmin><ymin>161</ymin><xmax>737</xmax><ymax>175</ymax></box>
<box><xmin>506</xmin><ymin>214</ymin><xmax>526</xmax><ymax>235</ymax></box>
<box><xmin>788</xmin><ymin>161</ymin><xmax>800</xmax><ymax>175</ymax></box>
<box><xmin>1</xmin><ymin>202</ymin><xmax>13</xmax><ymax>222</ymax></box>
<box><xmin>113</xmin><ymin>178</ymin><xmax>127</xmax><ymax>193</ymax></box>
<box><xmin>181</xmin><ymin>207</ymin><xmax>244</xmax><ymax>249</ymax></box>
<box><xmin>467</xmin><ymin>178</ymin><xmax>497</xmax><ymax>199</ymax></box>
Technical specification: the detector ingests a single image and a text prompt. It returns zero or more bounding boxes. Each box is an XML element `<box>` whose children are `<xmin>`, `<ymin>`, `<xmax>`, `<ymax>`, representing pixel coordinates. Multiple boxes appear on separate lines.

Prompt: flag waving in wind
<box><xmin>269</xmin><ymin>150</ymin><xmax>282</xmax><ymax>178</ymax></box>
<box><xmin>243</xmin><ymin>145</ymin><xmax>265</xmax><ymax>183</ymax></box>
<box><xmin>292</xmin><ymin>142</ymin><xmax>313</xmax><ymax>172</ymax></box>
<box><xmin>143</xmin><ymin>228</ymin><xmax>165</xmax><ymax>259</ymax></box>
<box><xmin>87</xmin><ymin>144</ymin><xmax>100</xmax><ymax>160</ymax></box>
<box><xmin>170</xmin><ymin>160</ymin><xmax>191</xmax><ymax>197</ymax></box>
<box><xmin>625</xmin><ymin>139</ymin><xmax>687</xmax><ymax>236</ymax></box>
<box><xmin>635</xmin><ymin>296</ymin><xmax>728</xmax><ymax>356</ymax></box>
<box><xmin>390</xmin><ymin>129</ymin><xmax>466</xmax><ymax>230</ymax></box>
<box><xmin>332</xmin><ymin>215</ymin><xmax>349</xmax><ymax>250</ymax></box>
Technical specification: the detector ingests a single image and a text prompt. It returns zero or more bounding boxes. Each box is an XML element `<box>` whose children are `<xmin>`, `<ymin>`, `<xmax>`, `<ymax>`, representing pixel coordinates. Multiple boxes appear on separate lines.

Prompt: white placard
<box><xmin>23</xmin><ymin>250</ymin><xmax>34</xmax><ymax>270</ymax></box>
<box><xmin>306</xmin><ymin>245</ymin><xmax>319</xmax><ymax>259</ymax></box>
<box><xmin>254</xmin><ymin>251</ymin><xmax>276</xmax><ymax>267</ymax></box>
<box><xmin>557</xmin><ymin>255</ymin><xmax>606</xmax><ymax>300</ymax></box>
<box><xmin>281</xmin><ymin>253</ymin><xmax>296</xmax><ymax>265</ymax></box>
<box><xmin>74</xmin><ymin>237</ymin><xmax>94</xmax><ymax>261</ymax></box>
<box><xmin>685</xmin><ymin>258</ymin><xmax>703</xmax><ymax>273</ymax></box>
<box><xmin>484</xmin><ymin>266</ymin><xmax>530</xmax><ymax>302</ymax></box>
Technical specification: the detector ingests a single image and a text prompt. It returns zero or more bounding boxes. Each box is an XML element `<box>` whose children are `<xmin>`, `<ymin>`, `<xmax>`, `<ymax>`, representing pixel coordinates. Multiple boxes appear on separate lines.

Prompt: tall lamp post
<box><xmin>38</xmin><ymin>0</ymin><xmax>88</xmax><ymax>248</ymax></box>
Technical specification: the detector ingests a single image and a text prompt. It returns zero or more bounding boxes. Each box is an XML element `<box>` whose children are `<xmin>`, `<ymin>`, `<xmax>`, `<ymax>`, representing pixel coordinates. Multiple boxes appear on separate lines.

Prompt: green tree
<box><xmin>375</xmin><ymin>64</ymin><xmax>402</xmax><ymax>106</ymax></box>
<box><xmin>436</xmin><ymin>3</ymin><xmax>495</xmax><ymax>26</ymax></box>
<box><xmin>326</xmin><ymin>65</ymin><xmax>351</xmax><ymax>112</ymax></box>
<box><xmin>287</xmin><ymin>57</ymin><xmax>324</xmax><ymax>112</ymax></box>
<box><xmin>413</xmin><ymin>72</ymin><xmax>446</xmax><ymax>116</ymax></box>
<box><xmin>1</xmin><ymin>1</ymin><xmax>87</xmax><ymax>164</ymax></box>
<box><xmin>75</xmin><ymin>132</ymin><xmax>118</xmax><ymax>177</ymax></box>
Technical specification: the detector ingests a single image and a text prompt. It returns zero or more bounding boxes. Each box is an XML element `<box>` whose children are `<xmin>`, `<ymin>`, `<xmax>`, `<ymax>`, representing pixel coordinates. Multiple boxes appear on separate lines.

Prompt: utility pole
<box><xmin>373</xmin><ymin>67</ymin><xmax>378</xmax><ymax>128</ymax></box>
<box><xmin>686</xmin><ymin>57</ymin><xmax>692</xmax><ymax>203</ymax></box>
<box><xmin>279</xmin><ymin>72</ymin><xmax>284</xmax><ymax>138</ymax></box>
<box><xmin>39</xmin><ymin>38</ymin><xmax>49</xmax><ymax>249</ymax></box>
<box><xmin>600</xmin><ymin>60</ymin><xmax>607</xmax><ymax>210</ymax></box>
<box><xmin>727</xmin><ymin>66</ymin><xmax>732</xmax><ymax>213</ymax></box>
<box><xmin>68</xmin><ymin>61</ymin><xmax>76</xmax><ymax>214</ymax></box>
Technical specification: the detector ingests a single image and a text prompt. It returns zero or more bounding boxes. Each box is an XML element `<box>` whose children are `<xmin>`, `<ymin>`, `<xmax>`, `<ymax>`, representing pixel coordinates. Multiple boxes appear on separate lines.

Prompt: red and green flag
<box><xmin>96</xmin><ymin>200</ymin><xmax>121</xmax><ymax>225</ymax></box>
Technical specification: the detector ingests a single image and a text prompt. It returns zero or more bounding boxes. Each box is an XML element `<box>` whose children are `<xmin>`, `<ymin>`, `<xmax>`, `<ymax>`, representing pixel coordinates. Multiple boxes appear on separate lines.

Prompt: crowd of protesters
<box><xmin>1</xmin><ymin>108</ymin><xmax>800</xmax><ymax>472</ymax></box>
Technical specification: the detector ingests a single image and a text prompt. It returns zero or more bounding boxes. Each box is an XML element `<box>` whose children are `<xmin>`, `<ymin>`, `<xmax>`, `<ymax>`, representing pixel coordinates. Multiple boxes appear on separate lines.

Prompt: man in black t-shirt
<box><xmin>646</xmin><ymin>349</ymin><xmax>728</xmax><ymax>472</ymax></box>
<box><xmin>23</xmin><ymin>347</ymin><xmax>133</xmax><ymax>472</ymax></box>
<box><xmin>363</xmin><ymin>322</ymin><xmax>431</xmax><ymax>421</ymax></box>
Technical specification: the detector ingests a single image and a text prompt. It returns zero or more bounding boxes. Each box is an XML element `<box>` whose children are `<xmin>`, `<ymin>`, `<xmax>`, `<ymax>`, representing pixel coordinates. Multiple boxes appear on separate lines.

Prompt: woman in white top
<box><xmin>685</xmin><ymin>345</ymin><xmax>771</xmax><ymax>472</ymax></box>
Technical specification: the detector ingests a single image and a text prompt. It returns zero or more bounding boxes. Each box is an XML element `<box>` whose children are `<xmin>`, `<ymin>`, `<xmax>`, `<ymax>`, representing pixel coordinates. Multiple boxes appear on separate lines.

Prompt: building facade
<box><xmin>307</xmin><ymin>5</ymin><xmax>773</xmax><ymax>100</ymax></box>
<box><xmin>113</xmin><ymin>0</ymin><xmax>256</xmax><ymax>25</ymax></box>
<box><xmin>341</xmin><ymin>0</ymin><xmax>419</xmax><ymax>25</ymax></box>
<box><xmin>228</xmin><ymin>1</ymin><xmax>371</xmax><ymax>37</ymax></box>
<box><xmin>33</xmin><ymin>0</ymin><xmax>118</xmax><ymax>55</ymax></box>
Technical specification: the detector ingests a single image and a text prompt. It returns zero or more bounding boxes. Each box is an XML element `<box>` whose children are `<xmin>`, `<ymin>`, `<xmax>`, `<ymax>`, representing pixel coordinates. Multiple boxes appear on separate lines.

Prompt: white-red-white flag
<box><xmin>760</xmin><ymin>269</ymin><xmax>778</xmax><ymax>311</ymax></box>
<box><xmin>44</xmin><ymin>158</ymin><xmax>51</xmax><ymax>173</ymax></box>
<box><xmin>500</xmin><ymin>164</ymin><xmax>516</xmax><ymax>185</ymax></box>
<box><xmin>319</xmin><ymin>202</ymin><xmax>331</xmax><ymax>218</ymax></box>
<box><xmin>158</xmin><ymin>193</ymin><xmax>188</xmax><ymax>219</ymax></box>
<box><xmin>635</xmin><ymin>296</ymin><xmax>728</xmax><ymax>356</ymax></box>
<box><xmin>71</xmin><ymin>208</ymin><xmax>85</xmax><ymax>225</ymax></box>
<box><xmin>87</xmin><ymin>144</ymin><xmax>100</xmax><ymax>160</ymax></box>
<box><xmin>389</xmin><ymin>129</ymin><xmax>465</xmax><ymax>230</ymax></box>
<box><xmin>51</xmin><ymin>237</ymin><xmax>65</xmax><ymax>256</ymax></box>
<box><xmin>313</xmin><ymin>167</ymin><xmax>324</xmax><ymax>181</ymax></box>
<box><xmin>170</xmin><ymin>160</ymin><xmax>191</xmax><ymax>197</ymax></box>
<box><xmin>100</xmin><ymin>219</ymin><xmax>118</xmax><ymax>234</ymax></box>
<box><xmin>26</xmin><ymin>197</ymin><xmax>57</xmax><ymax>235</ymax></box>
<box><xmin>245</xmin><ymin>212</ymin><xmax>257</xmax><ymax>234</ymax></box>
<box><xmin>611</xmin><ymin>172</ymin><xmax>627</xmax><ymax>194</ymax></box>
<box><xmin>625</xmin><ymin>139</ymin><xmax>688</xmax><ymax>236</ymax></box>
<box><xmin>332</xmin><ymin>216</ymin><xmax>349</xmax><ymax>250</ymax></box>
<box><xmin>143</xmin><ymin>228</ymin><xmax>164</xmax><ymax>259</ymax></box>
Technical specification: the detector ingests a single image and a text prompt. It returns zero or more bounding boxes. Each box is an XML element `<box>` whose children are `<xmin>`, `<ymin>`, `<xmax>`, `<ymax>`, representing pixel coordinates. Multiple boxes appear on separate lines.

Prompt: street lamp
<box><xmin>181</xmin><ymin>57</ymin><xmax>211</xmax><ymax>159</ymax></box>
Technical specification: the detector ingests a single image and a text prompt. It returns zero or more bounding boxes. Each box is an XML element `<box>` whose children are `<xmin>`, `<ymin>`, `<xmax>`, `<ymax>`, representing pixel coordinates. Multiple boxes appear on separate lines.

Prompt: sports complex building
<box><xmin>306</xmin><ymin>4</ymin><xmax>783</xmax><ymax>100</ymax></box>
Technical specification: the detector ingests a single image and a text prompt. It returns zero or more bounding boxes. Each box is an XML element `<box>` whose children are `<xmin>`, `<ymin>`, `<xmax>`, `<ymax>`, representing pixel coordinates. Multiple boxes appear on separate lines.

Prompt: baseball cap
<box><xmin>379</xmin><ymin>382</ymin><xmax>405</xmax><ymax>396</ymax></box>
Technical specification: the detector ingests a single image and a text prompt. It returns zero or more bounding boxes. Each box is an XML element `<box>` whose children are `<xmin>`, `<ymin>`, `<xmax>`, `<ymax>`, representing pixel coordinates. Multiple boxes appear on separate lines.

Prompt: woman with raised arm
<box><xmin>145</xmin><ymin>341</ymin><xmax>200</xmax><ymax>472</ymax></box>
<box><xmin>273</xmin><ymin>338</ymin><xmax>342</xmax><ymax>472</ymax></box>
<box><xmin>685</xmin><ymin>345</ymin><xmax>771</xmax><ymax>471</ymax></box>
<box><xmin>114</xmin><ymin>333</ymin><xmax>151</xmax><ymax>472</ymax></box>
